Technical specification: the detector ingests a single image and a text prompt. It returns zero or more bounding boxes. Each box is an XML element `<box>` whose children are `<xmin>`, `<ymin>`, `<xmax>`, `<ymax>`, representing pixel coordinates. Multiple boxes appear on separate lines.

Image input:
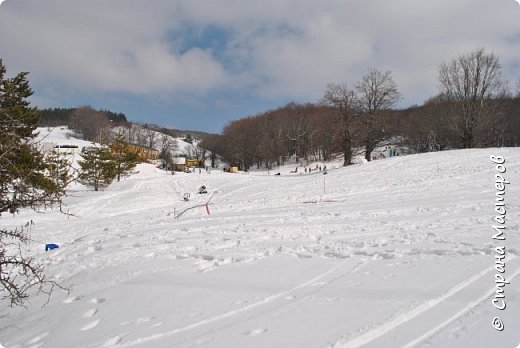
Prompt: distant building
<box><xmin>126</xmin><ymin>143</ymin><xmax>159</xmax><ymax>162</ymax></box>
<box><xmin>172</xmin><ymin>157</ymin><xmax>186</xmax><ymax>171</ymax></box>
<box><xmin>53</xmin><ymin>144</ymin><xmax>79</xmax><ymax>153</ymax></box>
<box><xmin>107</xmin><ymin>143</ymin><xmax>159</xmax><ymax>162</ymax></box>
<box><xmin>186</xmin><ymin>159</ymin><xmax>203</xmax><ymax>168</ymax></box>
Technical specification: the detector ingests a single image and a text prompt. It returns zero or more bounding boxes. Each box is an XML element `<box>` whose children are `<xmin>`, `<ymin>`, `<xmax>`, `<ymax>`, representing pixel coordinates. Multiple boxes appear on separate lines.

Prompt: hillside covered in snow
<box><xmin>0</xmin><ymin>131</ymin><xmax>519</xmax><ymax>347</ymax></box>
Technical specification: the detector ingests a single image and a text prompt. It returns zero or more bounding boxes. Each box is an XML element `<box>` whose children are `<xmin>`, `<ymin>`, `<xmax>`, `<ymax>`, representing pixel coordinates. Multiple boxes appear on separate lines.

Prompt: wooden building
<box><xmin>186</xmin><ymin>159</ymin><xmax>204</xmax><ymax>168</ymax></box>
<box><xmin>111</xmin><ymin>142</ymin><xmax>159</xmax><ymax>162</ymax></box>
<box><xmin>172</xmin><ymin>157</ymin><xmax>186</xmax><ymax>171</ymax></box>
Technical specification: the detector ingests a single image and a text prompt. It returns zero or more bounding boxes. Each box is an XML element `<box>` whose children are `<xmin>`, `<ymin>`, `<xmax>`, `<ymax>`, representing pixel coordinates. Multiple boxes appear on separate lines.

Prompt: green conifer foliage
<box><xmin>111</xmin><ymin>133</ymin><xmax>139</xmax><ymax>182</ymax></box>
<box><xmin>78</xmin><ymin>146</ymin><xmax>117</xmax><ymax>191</ymax></box>
<box><xmin>0</xmin><ymin>59</ymin><xmax>68</xmax><ymax>306</ymax></box>
<box><xmin>44</xmin><ymin>151</ymin><xmax>74</xmax><ymax>205</ymax></box>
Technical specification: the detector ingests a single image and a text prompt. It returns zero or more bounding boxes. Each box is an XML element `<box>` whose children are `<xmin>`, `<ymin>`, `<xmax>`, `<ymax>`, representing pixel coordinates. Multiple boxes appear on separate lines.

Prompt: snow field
<box><xmin>1</xmin><ymin>130</ymin><xmax>519</xmax><ymax>348</ymax></box>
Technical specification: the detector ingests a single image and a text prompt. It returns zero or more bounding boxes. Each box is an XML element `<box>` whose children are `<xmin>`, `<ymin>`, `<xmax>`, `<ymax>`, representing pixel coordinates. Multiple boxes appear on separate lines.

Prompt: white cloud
<box><xmin>0</xmin><ymin>1</ymin><xmax>226</xmax><ymax>96</ymax></box>
<box><xmin>0</xmin><ymin>0</ymin><xmax>519</xmax><ymax>106</ymax></box>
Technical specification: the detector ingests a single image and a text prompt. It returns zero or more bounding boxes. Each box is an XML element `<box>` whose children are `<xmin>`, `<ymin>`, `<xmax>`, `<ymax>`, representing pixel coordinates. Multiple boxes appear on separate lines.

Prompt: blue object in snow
<box><xmin>45</xmin><ymin>243</ymin><xmax>59</xmax><ymax>251</ymax></box>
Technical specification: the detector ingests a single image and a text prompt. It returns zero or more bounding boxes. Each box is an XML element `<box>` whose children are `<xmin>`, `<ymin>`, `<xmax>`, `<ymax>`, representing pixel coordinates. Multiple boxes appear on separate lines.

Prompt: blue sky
<box><xmin>1</xmin><ymin>0</ymin><xmax>520</xmax><ymax>133</ymax></box>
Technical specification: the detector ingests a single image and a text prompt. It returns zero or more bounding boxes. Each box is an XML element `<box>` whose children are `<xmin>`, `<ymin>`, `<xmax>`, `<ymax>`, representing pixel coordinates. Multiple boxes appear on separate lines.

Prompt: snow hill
<box><xmin>1</xmin><ymin>132</ymin><xmax>519</xmax><ymax>347</ymax></box>
<box><xmin>111</xmin><ymin>124</ymin><xmax>198</xmax><ymax>158</ymax></box>
<box><xmin>37</xmin><ymin>125</ymin><xmax>196</xmax><ymax>160</ymax></box>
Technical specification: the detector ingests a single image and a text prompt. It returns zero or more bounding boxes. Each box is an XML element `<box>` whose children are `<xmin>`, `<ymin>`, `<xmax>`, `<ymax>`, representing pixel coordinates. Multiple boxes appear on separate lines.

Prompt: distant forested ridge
<box><xmin>39</xmin><ymin>107</ymin><xmax>128</xmax><ymax>127</ymax></box>
<box><xmin>37</xmin><ymin>108</ymin><xmax>214</xmax><ymax>140</ymax></box>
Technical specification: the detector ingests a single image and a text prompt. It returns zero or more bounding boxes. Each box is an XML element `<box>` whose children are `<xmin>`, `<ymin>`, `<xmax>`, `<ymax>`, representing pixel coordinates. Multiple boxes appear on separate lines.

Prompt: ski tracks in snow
<box><xmin>400</xmin><ymin>263</ymin><xmax>520</xmax><ymax>348</ymax></box>
<box><xmin>115</xmin><ymin>259</ymin><xmax>358</xmax><ymax>347</ymax></box>
<box><xmin>335</xmin><ymin>256</ymin><xmax>520</xmax><ymax>348</ymax></box>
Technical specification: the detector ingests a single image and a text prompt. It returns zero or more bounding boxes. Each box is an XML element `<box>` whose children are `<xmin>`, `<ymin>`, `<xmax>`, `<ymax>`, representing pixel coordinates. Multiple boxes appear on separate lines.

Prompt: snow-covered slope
<box><xmin>36</xmin><ymin>127</ymin><xmax>95</xmax><ymax>151</ymax></box>
<box><xmin>1</xmin><ymin>140</ymin><xmax>519</xmax><ymax>347</ymax></box>
<box><xmin>112</xmin><ymin>124</ymin><xmax>199</xmax><ymax>158</ymax></box>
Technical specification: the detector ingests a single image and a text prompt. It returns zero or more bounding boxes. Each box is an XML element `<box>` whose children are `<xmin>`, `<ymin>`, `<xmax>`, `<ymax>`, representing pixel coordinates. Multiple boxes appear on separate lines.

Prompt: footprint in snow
<box><xmin>26</xmin><ymin>332</ymin><xmax>49</xmax><ymax>344</ymax></box>
<box><xmin>244</xmin><ymin>328</ymin><xmax>268</xmax><ymax>336</ymax></box>
<box><xmin>193</xmin><ymin>336</ymin><xmax>215</xmax><ymax>345</ymax></box>
<box><xmin>81</xmin><ymin>319</ymin><xmax>100</xmax><ymax>331</ymax></box>
<box><xmin>63</xmin><ymin>296</ymin><xmax>82</xmax><ymax>304</ymax></box>
<box><xmin>91</xmin><ymin>297</ymin><xmax>106</xmax><ymax>304</ymax></box>
<box><xmin>86</xmin><ymin>245</ymin><xmax>103</xmax><ymax>253</ymax></box>
<box><xmin>84</xmin><ymin>308</ymin><xmax>98</xmax><ymax>318</ymax></box>
<box><xmin>103</xmin><ymin>335</ymin><xmax>123</xmax><ymax>347</ymax></box>
<box><xmin>27</xmin><ymin>344</ymin><xmax>43</xmax><ymax>348</ymax></box>
<box><xmin>135</xmin><ymin>317</ymin><xmax>153</xmax><ymax>323</ymax></box>
<box><xmin>121</xmin><ymin>317</ymin><xmax>155</xmax><ymax>326</ymax></box>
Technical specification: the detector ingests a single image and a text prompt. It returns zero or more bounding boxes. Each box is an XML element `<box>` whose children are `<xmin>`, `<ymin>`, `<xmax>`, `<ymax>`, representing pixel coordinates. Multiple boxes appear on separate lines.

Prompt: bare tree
<box><xmin>126</xmin><ymin>124</ymin><xmax>140</xmax><ymax>143</ymax></box>
<box><xmin>438</xmin><ymin>48</ymin><xmax>508</xmax><ymax>148</ymax></box>
<box><xmin>322</xmin><ymin>83</ymin><xmax>360</xmax><ymax>165</ymax></box>
<box><xmin>127</xmin><ymin>124</ymin><xmax>147</xmax><ymax>145</ymax></box>
<box><xmin>356</xmin><ymin>68</ymin><xmax>401</xmax><ymax>161</ymax></box>
<box><xmin>158</xmin><ymin>133</ymin><xmax>177</xmax><ymax>169</ymax></box>
<box><xmin>143</xmin><ymin>126</ymin><xmax>158</xmax><ymax>148</ymax></box>
<box><xmin>220</xmin><ymin>118</ymin><xmax>259</xmax><ymax>170</ymax></box>
<box><xmin>160</xmin><ymin>133</ymin><xmax>176</xmax><ymax>155</ymax></box>
<box><xmin>69</xmin><ymin>106</ymin><xmax>111</xmax><ymax>142</ymax></box>
<box><xmin>211</xmin><ymin>104</ymin><xmax>338</xmax><ymax>170</ymax></box>
<box><xmin>199</xmin><ymin>135</ymin><xmax>223</xmax><ymax>168</ymax></box>
<box><xmin>402</xmin><ymin>96</ymin><xmax>455</xmax><ymax>152</ymax></box>
<box><xmin>285</xmin><ymin>104</ymin><xmax>312</xmax><ymax>163</ymax></box>
<box><xmin>186</xmin><ymin>143</ymin><xmax>207</xmax><ymax>165</ymax></box>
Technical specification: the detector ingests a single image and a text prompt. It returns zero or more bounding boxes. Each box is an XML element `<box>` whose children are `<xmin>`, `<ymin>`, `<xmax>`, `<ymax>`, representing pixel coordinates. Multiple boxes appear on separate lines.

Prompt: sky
<box><xmin>0</xmin><ymin>0</ymin><xmax>519</xmax><ymax>133</ymax></box>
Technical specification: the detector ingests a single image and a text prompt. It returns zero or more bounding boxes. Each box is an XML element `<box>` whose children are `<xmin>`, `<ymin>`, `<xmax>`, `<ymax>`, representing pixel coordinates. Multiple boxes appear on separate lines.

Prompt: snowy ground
<box><xmin>1</xmin><ymin>130</ymin><xmax>520</xmax><ymax>348</ymax></box>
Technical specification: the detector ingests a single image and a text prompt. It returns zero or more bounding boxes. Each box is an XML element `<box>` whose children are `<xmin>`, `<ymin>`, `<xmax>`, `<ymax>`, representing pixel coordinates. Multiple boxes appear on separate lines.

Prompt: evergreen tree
<box><xmin>78</xmin><ymin>147</ymin><xmax>117</xmax><ymax>191</ymax></box>
<box><xmin>111</xmin><ymin>133</ymin><xmax>139</xmax><ymax>182</ymax></box>
<box><xmin>45</xmin><ymin>151</ymin><xmax>75</xmax><ymax>205</ymax></box>
<box><xmin>0</xmin><ymin>59</ymin><xmax>67</xmax><ymax>306</ymax></box>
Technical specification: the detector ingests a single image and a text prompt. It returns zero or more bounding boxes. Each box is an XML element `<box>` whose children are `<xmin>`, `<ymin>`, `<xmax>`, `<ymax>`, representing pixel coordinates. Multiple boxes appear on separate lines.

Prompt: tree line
<box><xmin>39</xmin><ymin>107</ymin><xmax>128</xmax><ymax>128</ymax></box>
<box><xmin>201</xmin><ymin>49</ymin><xmax>520</xmax><ymax>170</ymax></box>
